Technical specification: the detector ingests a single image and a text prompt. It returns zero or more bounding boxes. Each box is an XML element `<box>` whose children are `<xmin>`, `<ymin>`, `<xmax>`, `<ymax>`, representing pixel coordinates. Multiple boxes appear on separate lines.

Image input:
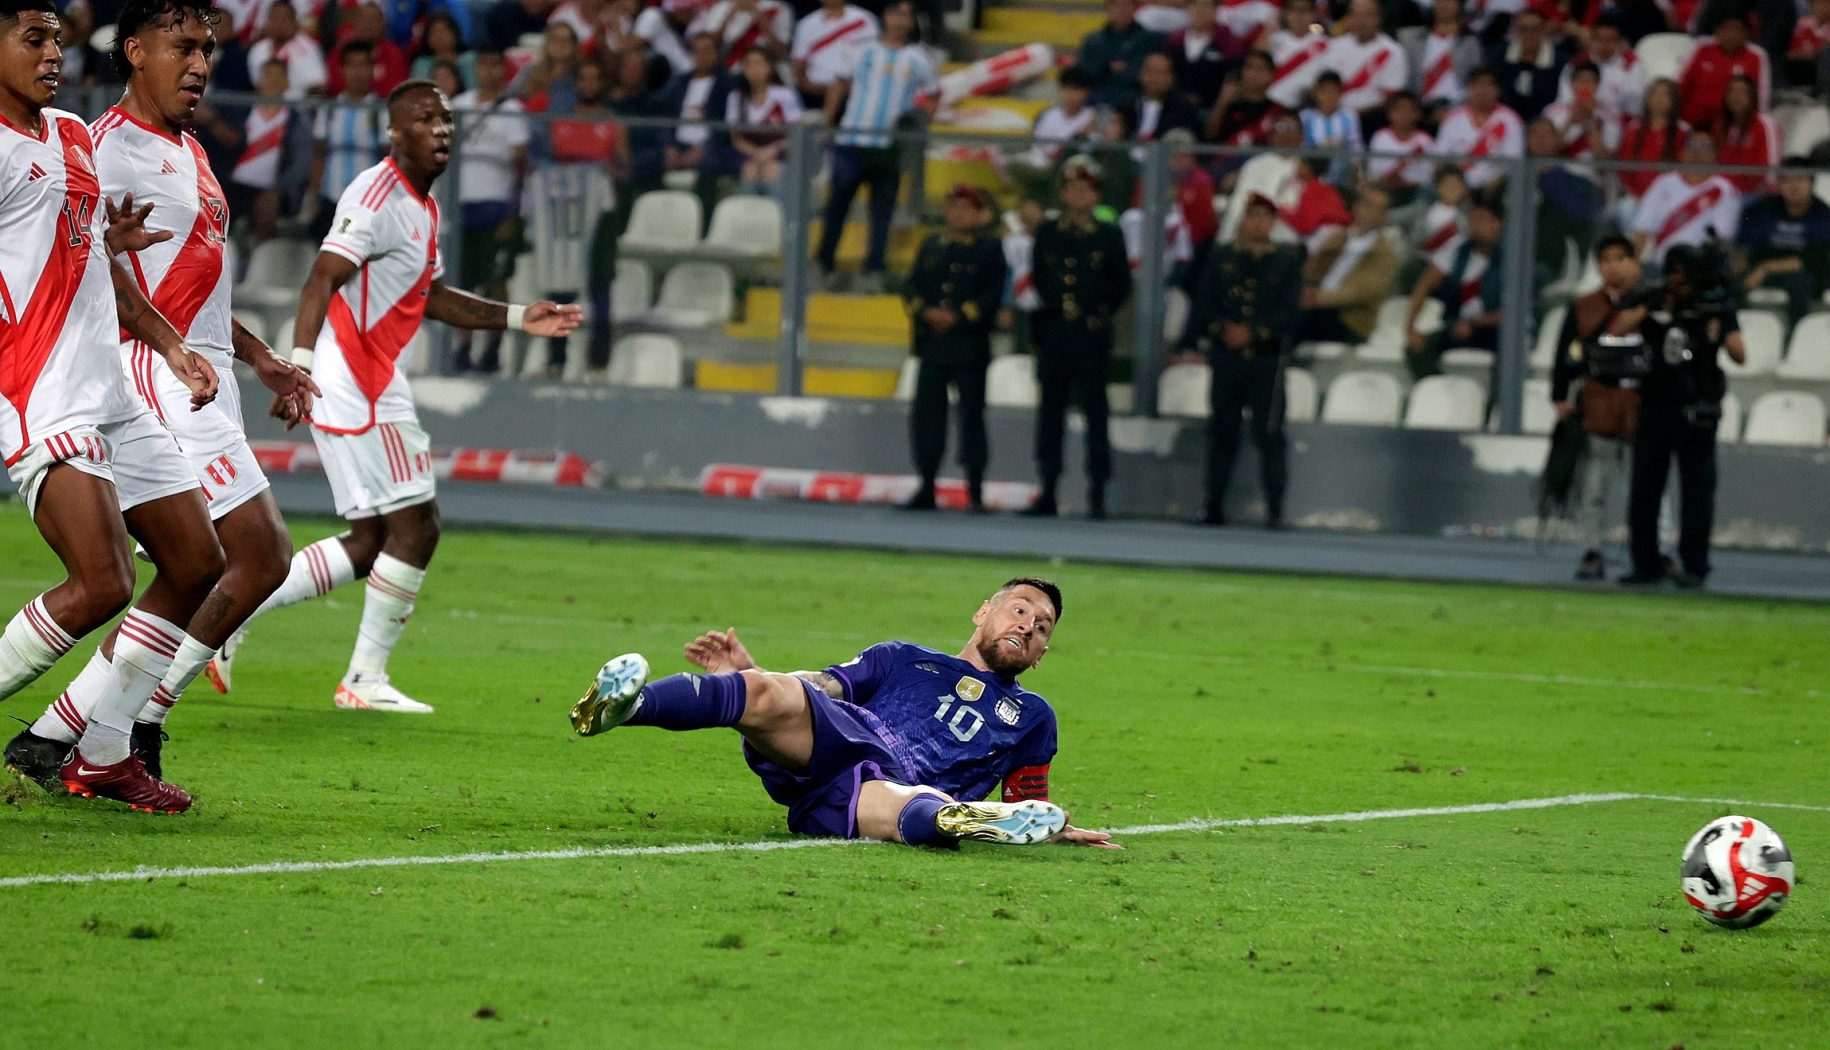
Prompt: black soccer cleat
<box><xmin>5</xmin><ymin>727</ymin><xmax>71</xmax><ymax>792</ymax></box>
<box><xmin>131</xmin><ymin>722</ymin><xmax>169</xmax><ymax>781</ymax></box>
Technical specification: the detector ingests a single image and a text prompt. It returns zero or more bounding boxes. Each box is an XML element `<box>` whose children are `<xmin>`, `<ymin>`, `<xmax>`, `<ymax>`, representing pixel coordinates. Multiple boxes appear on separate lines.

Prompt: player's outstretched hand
<box><xmin>255</xmin><ymin>353</ymin><xmax>323</xmax><ymax>418</ymax></box>
<box><xmin>522</xmin><ymin>300</ymin><xmax>585</xmax><ymax>338</ymax></box>
<box><xmin>684</xmin><ymin>627</ymin><xmax>756</xmax><ymax>674</ymax></box>
<box><xmin>1055</xmin><ymin>821</ymin><xmax>1123</xmax><ymax>849</ymax></box>
<box><xmin>102</xmin><ymin>193</ymin><xmax>175</xmax><ymax>256</ymax></box>
<box><xmin>165</xmin><ymin>345</ymin><xmax>218</xmax><ymax>410</ymax></box>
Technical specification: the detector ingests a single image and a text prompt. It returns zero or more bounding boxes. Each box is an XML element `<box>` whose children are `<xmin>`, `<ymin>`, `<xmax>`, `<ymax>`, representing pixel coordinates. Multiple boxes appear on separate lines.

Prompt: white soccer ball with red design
<box><xmin>1681</xmin><ymin>815</ymin><xmax>1794</xmax><ymax>929</ymax></box>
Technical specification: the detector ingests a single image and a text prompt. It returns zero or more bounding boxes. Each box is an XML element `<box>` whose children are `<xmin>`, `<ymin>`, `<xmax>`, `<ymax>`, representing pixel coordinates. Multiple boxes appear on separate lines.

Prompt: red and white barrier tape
<box><xmin>699</xmin><ymin>464</ymin><xmax>1038</xmax><ymax>511</ymax></box>
<box><xmin>251</xmin><ymin>442</ymin><xmax>604</xmax><ymax>488</ymax></box>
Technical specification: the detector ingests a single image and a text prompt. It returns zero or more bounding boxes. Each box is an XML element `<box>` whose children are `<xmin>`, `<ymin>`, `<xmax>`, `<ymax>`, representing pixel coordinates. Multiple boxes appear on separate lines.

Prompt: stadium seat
<box><xmin>1403</xmin><ymin>374</ymin><xmax>1485</xmax><ymax>430</ymax></box>
<box><xmin>986</xmin><ymin>355</ymin><xmax>1041</xmax><ymax>408</ymax></box>
<box><xmin>1360</xmin><ymin>297</ymin><xmax>1438</xmax><ymax>362</ymax></box>
<box><xmin>1521</xmin><ymin>377</ymin><xmax>1557</xmax><ymax>435</ymax></box>
<box><xmin>235</xmin><ymin>238</ymin><xmax>315</xmax><ymax>311</ymax></box>
<box><xmin>1719</xmin><ymin>391</ymin><xmax>1743</xmax><ymax>442</ymax></box>
<box><xmin>1742</xmin><ymin>390</ymin><xmax>1828</xmax><ymax>446</ymax></box>
<box><xmin>642</xmin><ymin>263</ymin><xmax>735</xmax><ymax>329</ymax></box>
<box><xmin>607</xmin><ymin>333</ymin><xmax>686</xmax><ymax>388</ymax></box>
<box><xmin>1540</xmin><ymin>238</ymin><xmax>1581</xmax><ymax>300</ymax></box>
<box><xmin>1298</xmin><ymin>340</ymin><xmax>1351</xmax><ymax>361</ymax></box>
<box><xmin>703</xmin><ymin>196</ymin><xmax>783</xmax><ymax>259</ymax></box>
<box><xmin>1320</xmin><ymin>370</ymin><xmax>1404</xmax><ymax>425</ymax></box>
<box><xmin>618</xmin><ymin>191</ymin><xmax>703</xmax><ymax>253</ymax></box>
<box><xmin>1155</xmin><ymin>362</ymin><xmax>1210</xmax><ymax>417</ymax></box>
<box><xmin>612</xmin><ymin>259</ymin><xmax>653</xmax><ymax>318</ymax></box>
<box><xmin>1440</xmin><ymin>347</ymin><xmax>1495</xmax><ymax>373</ymax></box>
<box><xmin>1284</xmin><ymin>366</ymin><xmax>1319</xmax><ymax>423</ymax></box>
<box><xmin>1163</xmin><ymin>287</ymin><xmax>1190</xmax><ymax>344</ymax></box>
<box><xmin>1572</xmin><ymin>256</ymin><xmax>1602</xmax><ymax>295</ymax></box>
<box><xmin>1532</xmin><ymin>305</ymin><xmax>1566</xmax><ymax>371</ymax></box>
<box><xmin>1778</xmin><ymin>315</ymin><xmax>1830</xmax><ymax>380</ymax></box>
<box><xmin>1784</xmin><ymin>105</ymin><xmax>1830</xmax><ymax>156</ymax></box>
<box><xmin>1728</xmin><ymin>311</ymin><xmax>1784</xmax><ymax>377</ymax></box>
<box><xmin>893</xmin><ymin>356</ymin><xmax>919</xmax><ymax>401</ymax></box>
<box><xmin>1637</xmin><ymin>33</ymin><xmax>1697</xmax><ymax>81</ymax></box>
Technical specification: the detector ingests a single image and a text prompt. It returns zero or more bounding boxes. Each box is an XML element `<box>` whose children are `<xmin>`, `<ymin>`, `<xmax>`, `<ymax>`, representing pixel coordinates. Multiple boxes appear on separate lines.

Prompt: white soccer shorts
<box><xmin>6</xmin><ymin>409</ymin><xmax>199</xmax><ymax>515</ymax></box>
<box><xmin>310</xmin><ymin>419</ymin><xmax>436</xmax><ymax>520</ymax></box>
<box><xmin>126</xmin><ymin>344</ymin><xmax>271</xmax><ymax>520</ymax></box>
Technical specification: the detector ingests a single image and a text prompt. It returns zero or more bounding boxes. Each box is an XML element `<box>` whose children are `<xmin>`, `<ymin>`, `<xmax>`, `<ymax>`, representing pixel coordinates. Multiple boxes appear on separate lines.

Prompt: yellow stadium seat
<box><xmin>803</xmin><ymin>367</ymin><xmax>902</xmax><ymax>398</ymax></box>
<box><xmin>694</xmin><ymin>361</ymin><xmax>778</xmax><ymax>393</ymax></box>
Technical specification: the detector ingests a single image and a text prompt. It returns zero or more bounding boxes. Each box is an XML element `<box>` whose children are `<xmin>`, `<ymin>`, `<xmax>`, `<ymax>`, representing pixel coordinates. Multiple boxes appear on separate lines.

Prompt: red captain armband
<box><xmin>1002</xmin><ymin>764</ymin><xmax>1051</xmax><ymax>803</ymax></box>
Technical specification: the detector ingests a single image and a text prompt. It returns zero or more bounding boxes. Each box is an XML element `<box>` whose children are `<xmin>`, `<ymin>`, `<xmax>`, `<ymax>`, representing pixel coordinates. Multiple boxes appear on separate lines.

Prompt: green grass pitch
<box><xmin>0</xmin><ymin>504</ymin><xmax>1824</xmax><ymax>1048</ymax></box>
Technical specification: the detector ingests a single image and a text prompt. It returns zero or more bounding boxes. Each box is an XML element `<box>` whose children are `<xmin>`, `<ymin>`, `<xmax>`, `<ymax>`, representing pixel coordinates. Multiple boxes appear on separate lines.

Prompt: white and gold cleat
<box><xmin>570</xmin><ymin>653</ymin><xmax>649</xmax><ymax>737</ymax></box>
<box><xmin>935</xmin><ymin>799</ymin><xmax>1067</xmax><ymax>845</ymax></box>
<box><xmin>334</xmin><ymin>673</ymin><xmax>434</xmax><ymax>714</ymax></box>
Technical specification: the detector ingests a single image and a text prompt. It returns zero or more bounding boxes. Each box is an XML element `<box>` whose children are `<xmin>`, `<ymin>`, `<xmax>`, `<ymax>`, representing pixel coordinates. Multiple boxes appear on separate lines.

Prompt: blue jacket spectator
<box><xmin>1072</xmin><ymin>0</ymin><xmax>1165</xmax><ymax>106</ymax></box>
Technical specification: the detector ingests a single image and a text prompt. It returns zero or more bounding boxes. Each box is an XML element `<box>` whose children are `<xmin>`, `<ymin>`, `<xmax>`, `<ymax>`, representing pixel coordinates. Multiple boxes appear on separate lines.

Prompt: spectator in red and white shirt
<box><xmin>1616</xmin><ymin>77</ymin><xmax>1689</xmax><ymax>202</ymax></box>
<box><xmin>1712</xmin><ymin>73</ymin><xmax>1782</xmax><ymax>195</ymax></box>
<box><xmin>1215</xmin><ymin>0</ymin><xmax>1278</xmax><ymax>47</ymax></box>
<box><xmin>1325</xmin><ymin>0</ymin><xmax>1408</xmax><ymax>123</ymax></box>
<box><xmin>1260</xmin><ymin>0</ymin><xmax>1329</xmax><ymax>113</ymax></box>
<box><xmin>792</xmin><ymin>0</ymin><xmax>878</xmax><ymax>109</ymax></box>
<box><xmin>1434</xmin><ymin>66</ymin><xmax>1525</xmax><ymax>188</ymax></box>
<box><xmin>695</xmin><ymin>0</ymin><xmax>794</xmax><ymax>68</ymax></box>
<box><xmin>1368</xmin><ymin>90</ymin><xmax>1436</xmax><ymax>202</ymax></box>
<box><xmin>246</xmin><ymin>0</ymin><xmax>326</xmax><ymax>98</ymax></box>
<box><xmin>1678</xmin><ymin>14</ymin><xmax>1770</xmax><ymax>131</ymax></box>
<box><xmin>1540</xmin><ymin>60</ymin><xmax>1619</xmax><ymax>180</ymax></box>
<box><xmin>1785</xmin><ymin>0</ymin><xmax>1830</xmax><ymax>96</ymax></box>
<box><xmin>1412</xmin><ymin>163</ymin><xmax>1468</xmax><ymax>256</ymax></box>
<box><xmin>327</xmin><ymin>2</ymin><xmax>408</xmax><ymax>98</ymax></box>
<box><xmin>1630</xmin><ymin>134</ymin><xmax>1741</xmax><ymax>265</ymax></box>
<box><xmin>727</xmin><ymin>46</ymin><xmax>804</xmax><ymax>195</ymax></box>
<box><xmin>1279</xmin><ymin>153</ymin><xmax>1353</xmax><ymax>251</ymax></box>
<box><xmin>1407</xmin><ymin>0</ymin><xmax>1480</xmax><ymax>117</ymax></box>
<box><xmin>1555</xmin><ymin>14</ymin><xmax>1644</xmax><ymax>123</ymax></box>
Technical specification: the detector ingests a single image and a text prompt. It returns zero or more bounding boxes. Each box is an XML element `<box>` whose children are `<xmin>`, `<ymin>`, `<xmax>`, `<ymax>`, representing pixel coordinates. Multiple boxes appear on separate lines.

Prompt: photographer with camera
<box><xmin>1612</xmin><ymin>242</ymin><xmax>1747</xmax><ymax>588</ymax></box>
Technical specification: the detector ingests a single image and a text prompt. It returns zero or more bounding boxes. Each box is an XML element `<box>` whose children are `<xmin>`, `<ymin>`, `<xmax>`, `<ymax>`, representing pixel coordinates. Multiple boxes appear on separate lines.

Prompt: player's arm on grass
<box><xmin>425</xmin><ymin>280</ymin><xmax>584</xmax><ymax>336</ymax></box>
<box><xmin>683</xmin><ymin>628</ymin><xmax>847</xmax><ymax>699</ymax></box>
<box><xmin>102</xmin><ymin>196</ymin><xmax>216</xmax><ymax>410</ymax></box>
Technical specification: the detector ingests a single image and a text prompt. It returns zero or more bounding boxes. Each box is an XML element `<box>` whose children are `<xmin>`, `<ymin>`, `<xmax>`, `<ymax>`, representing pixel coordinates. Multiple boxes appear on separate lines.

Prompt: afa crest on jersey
<box><xmin>995</xmin><ymin>698</ymin><xmax>1021</xmax><ymax>726</ymax></box>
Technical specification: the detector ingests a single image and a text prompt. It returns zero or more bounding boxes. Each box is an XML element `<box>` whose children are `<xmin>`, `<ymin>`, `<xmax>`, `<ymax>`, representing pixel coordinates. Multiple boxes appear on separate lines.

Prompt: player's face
<box><xmin>129</xmin><ymin>12</ymin><xmax>215</xmax><ymax>124</ymax></box>
<box><xmin>971</xmin><ymin>587</ymin><xmax>1054</xmax><ymax>676</ymax></box>
<box><xmin>392</xmin><ymin>91</ymin><xmax>454</xmax><ymax>178</ymax></box>
<box><xmin>0</xmin><ymin>12</ymin><xmax>64</xmax><ymax>113</ymax></box>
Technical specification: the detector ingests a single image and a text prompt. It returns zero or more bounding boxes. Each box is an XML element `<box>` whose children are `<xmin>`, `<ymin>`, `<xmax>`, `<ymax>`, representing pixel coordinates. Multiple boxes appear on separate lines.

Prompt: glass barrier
<box><xmin>63</xmin><ymin>85</ymin><xmax>1830</xmax><ymax>442</ymax></box>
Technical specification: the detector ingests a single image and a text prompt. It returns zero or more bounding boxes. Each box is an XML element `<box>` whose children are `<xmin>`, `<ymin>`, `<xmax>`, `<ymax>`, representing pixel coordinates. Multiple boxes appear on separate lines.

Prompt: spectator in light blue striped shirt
<box><xmin>304</xmin><ymin>42</ymin><xmax>389</xmax><ymax>237</ymax></box>
<box><xmin>1298</xmin><ymin>72</ymin><xmax>1362</xmax><ymax>188</ymax></box>
<box><xmin>816</xmin><ymin>0</ymin><xmax>937</xmax><ymax>286</ymax></box>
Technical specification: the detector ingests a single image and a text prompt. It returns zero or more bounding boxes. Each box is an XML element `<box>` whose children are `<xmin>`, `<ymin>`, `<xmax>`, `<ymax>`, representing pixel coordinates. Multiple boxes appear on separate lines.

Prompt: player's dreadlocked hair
<box><xmin>0</xmin><ymin>0</ymin><xmax>57</xmax><ymax>27</ymax></box>
<box><xmin>111</xmin><ymin>0</ymin><xmax>222</xmax><ymax>81</ymax></box>
<box><xmin>1001</xmin><ymin>577</ymin><xmax>1063</xmax><ymax>622</ymax></box>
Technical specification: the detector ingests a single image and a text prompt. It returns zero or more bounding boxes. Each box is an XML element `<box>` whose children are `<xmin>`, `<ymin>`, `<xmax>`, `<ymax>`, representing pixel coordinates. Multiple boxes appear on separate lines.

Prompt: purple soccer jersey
<box><xmin>823</xmin><ymin>641</ymin><xmax>1058</xmax><ymax>802</ymax></box>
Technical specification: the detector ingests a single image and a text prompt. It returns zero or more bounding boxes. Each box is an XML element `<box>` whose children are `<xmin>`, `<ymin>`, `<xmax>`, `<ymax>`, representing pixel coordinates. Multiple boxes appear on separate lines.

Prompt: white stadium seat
<box><xmin>1321</xmin><ymin>370</ymin><xmax>1404</xmax><ymax>425</ymax></box>
<box><xmin>1284</xmin><ymin>367</ymin><xmax>1319</xmax><ymax>423</ymax></box>
<box><xmin>1637</xmin><ymin>33</ymin><xmax>1697</xmax><ymax>82</ymax></box>
<box><xmin>1728</xmin><ymin>311</ymin><xmax>1784</xmax><ymax>377</ymax></box>
<box><xmin>1403</xmin><ymin>374</ymin><xmax>1485</xmax><ymax>430</ymax></box>
<box><xmin>1521</xmin><ymin>378</ymin><xmax>1557</xmax><ymax>435</ymax></box>
<box><xmin>235</xmin><ymin>238</ymin><xmax>316</xmax><ymax>311</ymax></box>
<box><xmin>1532</xmin><ymin>305</ymin><xmax>1567</xmax><ymax>371</ymax></box>
<box><xmin>1155</xmin><ymin>362</ymin><xmax>1209</xmax><ymax>417</ymax></box>
<box><xmin>894</xmin><ymin>356</ymin><xmax>919</xmax><ymax>401</ymax></box>
<box><xmin>987</xmin><ymin>355</ymin><xmax>1042</xmax><ymax>408</ymax></box>
<box><xmin>703</xmin><ymin>196</ymin><xmax>783</xmax><ymax>258</ymax></box>
<box><xmin>1783</xmin><ymin>105</ymin><xmax>1830</xmax><ymax>156</ymax></box>
<box><xmin>1162</xmin><ymin>287</ymin><xmax>1190</xmax><ymax>344</ymax></box>
<box><xmin>1742</xmin><ymin>391</ymin><xmax>1828</xmax><ymax>446</ymax></box>
<box><xmin>642</xmin><ymin>263</ymin><xmax>734</xmax><ymax>329</ymax></box>
<box><xmin>1359</xmin><ymin>297</ymin><xmax>1439</xmax><ymax>362</ymax></box>
<box><xmin>611</xmin><ymin>259</ymin><xmax>653</xmax><ymax>319</ymax></box>
<box><xmin>1778</xmin><ymin>315</ymin><xmax>1830</xmax><ymax>380</ymax></box>
<box><xmin>618</xmin><ymin>191</ymin><xmax>703</xmax><ymax>253</ymax></box>
<box><xmin>1719</xmin><ymin>390</ymin><xmax>1743</xmax><ymax>443</ymax></box>
<box><xmin>606</xmin><ymin>333</ymin><xmax>685</xmax><ymax>388</ymax></box>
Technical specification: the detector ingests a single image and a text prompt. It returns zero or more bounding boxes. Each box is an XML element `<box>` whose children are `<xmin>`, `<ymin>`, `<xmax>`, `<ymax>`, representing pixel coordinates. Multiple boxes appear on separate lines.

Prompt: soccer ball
<box><xmin>1680</xmin><ymin>815</ymin><xmax>1794</xmax><ymax>929</ymax></box>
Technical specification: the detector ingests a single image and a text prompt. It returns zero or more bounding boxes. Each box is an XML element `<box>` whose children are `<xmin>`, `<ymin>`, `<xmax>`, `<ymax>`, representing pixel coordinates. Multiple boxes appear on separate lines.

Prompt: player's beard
<box><xmin>976</xmin><ymin>635</ymin><xmax>1032</xmax><ymax>677</ymax></box>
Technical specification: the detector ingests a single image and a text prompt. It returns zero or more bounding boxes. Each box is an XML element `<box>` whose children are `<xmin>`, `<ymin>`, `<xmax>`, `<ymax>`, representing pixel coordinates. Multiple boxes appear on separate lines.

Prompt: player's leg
<box><xmin>332</xmin><ymin>499</ymin><xmax>438</xmax><ymax>712</ymax></box>
<box><xmin>854</xmin><ymin>780</ymin><xmax>1066</xmax><ymax>847</ymax></box>
<box><xmin>572</xmin><ymin>656</ymin><xmax>815</xmax><ymax>768</ymax></box>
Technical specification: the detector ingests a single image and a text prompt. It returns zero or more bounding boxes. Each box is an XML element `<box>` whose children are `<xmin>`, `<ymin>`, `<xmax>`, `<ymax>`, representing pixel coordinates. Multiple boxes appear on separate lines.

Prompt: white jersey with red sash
<box><xmin>1266</xmin><ymin>28</ymin><xmax>1330</xmax><ymax>110</ymax></box>
<box><xmin>693</xmin><ymin>0</ymin><xmax>794</xmax><ymax>70</ymax></box>
<box><xmin>1434</xmin><ymin>103</ymin><xmax>1524</xmax><ymax>188</ymax></box>
<box><xmin>312</xmin><ymin>158</ymin><xmax>442</xmax><ymax>434</ymax></box>
<box><xmin>1631</xmin><ymin>172</ymin><xmax>1740</xmax><ymax>264</ymax></box>
<box><xmin>1418</xmin><ymin>30</ymin><xmax>1464</xmax><ymax>106</ymax></box>
<box><xmin>1419</xmin><ymin>200</ymin><xmax>1464</xmax><ymax>255</ymax></box>
<box><xmin>1367</xmin><ymin>126</ymin><xmax>1435</xmax><ymax>186</ymax></box>
<box><xmin>1002</xmin><ymin>230</ymin><xmax>1037</xmax><ymax>311</ymax></box>
<box><xmin>792</xmin><ymin>5</ymin><xmax>879</xmax><ymax>87</ymax></box>
<box><xmin>1217</xmin><ymin>0</ymin><xmax>1277</xmax><ymax>45</ymax></box>
<box><xmin>1430</xmin><ymin>238</ymin><xmax>1493</xmax><ymax>322</ymax></box>
<box><xmin>231</xmin><ymin>104</ymin><xmax>290</xmax><ymax>189</ymax></box>
<box><xmin>0</xmin><ymin>107</ymin><xmax>140</xmax><ymax>466</ymax></box>
<box><xmin>1540</xmin><ymin>98</ymin><xmax>1620</xmax><ymax>178</ymax></box>
<box><xmin>1556</xmin><ymin>48</ymin><xmax>1645</xmax><ymax>122</ymax></box>
<box><xmin>1326</xmin><ymin>31</ymin><xmax>1407</xmax><ymax>113</ymax></box>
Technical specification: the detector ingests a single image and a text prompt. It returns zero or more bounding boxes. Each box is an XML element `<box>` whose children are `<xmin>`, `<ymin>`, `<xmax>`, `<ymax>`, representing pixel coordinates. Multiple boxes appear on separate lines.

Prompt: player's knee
<box><xmin>70</xmin><ymin>556</ymin><xmax>136</xmax><ymax>626</ymax></box>
<box><xmin>737</xmin><ymin>669</ymin><xmax>797</xmax><ymax>723</ymax></box>
<box><xmin>171</xmin><ymin>539</ymin><xmax>227</xmax><ymax>603</ymax></box>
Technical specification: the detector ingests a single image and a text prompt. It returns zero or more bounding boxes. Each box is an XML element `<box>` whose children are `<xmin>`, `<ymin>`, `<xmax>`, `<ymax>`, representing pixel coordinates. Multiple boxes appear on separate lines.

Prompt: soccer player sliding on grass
<box><xmin>571</xmin><ymin>578</ymin><xmax>1119</xmax><ymax>850</ymax></box>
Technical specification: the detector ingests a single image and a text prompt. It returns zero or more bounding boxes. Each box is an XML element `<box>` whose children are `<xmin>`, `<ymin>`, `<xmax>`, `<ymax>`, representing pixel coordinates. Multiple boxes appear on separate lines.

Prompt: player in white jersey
<box><xmin>0</xmin><ymin>0</ymin><xmax>229</xmax><ymax>813</ymax></box>
<box><xmin>219</xmin><ymin>79</ymin><xmax>581</xmax><ymax>714</ymax></box>
<box><xmin>8</xmin><ymin>0</ymin><xmax>322</xmax><ymax>788</ymax></box>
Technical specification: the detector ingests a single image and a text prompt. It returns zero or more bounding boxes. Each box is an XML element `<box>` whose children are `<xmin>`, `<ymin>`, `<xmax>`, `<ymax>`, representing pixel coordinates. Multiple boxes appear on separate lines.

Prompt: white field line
<box><xmin>5</xmin><ymin>792</ymin><xmax>1827</xmax><ymax>890</ymax></box>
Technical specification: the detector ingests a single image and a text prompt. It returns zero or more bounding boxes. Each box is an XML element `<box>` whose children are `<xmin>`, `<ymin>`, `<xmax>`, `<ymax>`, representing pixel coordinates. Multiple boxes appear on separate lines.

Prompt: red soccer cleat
<box><xmin>59</xmin><ymin>750</ymin><xmax>192</xmax><ymax>814</ymax></box>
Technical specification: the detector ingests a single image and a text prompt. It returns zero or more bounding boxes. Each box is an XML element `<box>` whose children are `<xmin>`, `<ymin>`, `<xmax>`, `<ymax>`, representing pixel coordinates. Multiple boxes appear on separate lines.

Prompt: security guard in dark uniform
<box><xmin>1616</xmin><ymin>243</ymin><xmax>1748</xmax><ymax>588</ymax></box>
<box><xmin>1185</xmin><ymin>193</ymin><xmax>1303</xmax><ymax>527</ymax></box>
<box><xmin>902</xmin><ymin>185</ymin><xmax>1007</xmax><ymax>511</ymax></box>
<box><xmin>1023</xmin><ymin>156</ymin><xmax>1132</xmax><ymax>519</ymax></box>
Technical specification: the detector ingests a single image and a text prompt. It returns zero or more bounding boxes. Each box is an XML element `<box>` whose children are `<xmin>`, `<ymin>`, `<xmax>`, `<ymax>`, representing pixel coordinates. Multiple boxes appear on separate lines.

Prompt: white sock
<box><xmin>347</xmin><ymin>553</ymin><xmax>424</xmax><ymax>679</ymax></box>
<box><xmin>0</xmin><ymin>595</ymin><xmax>77</xmax><ymax>701</ymax></box>
<box><xmin>76</xmin><ymin>610</ymin><xmax>182</xmax><ymax>765</ymax></box>
<box><xmin>30</xmin><ymin>646</ymin><xmax>112</xmax><ymax>745</ymax></box>
<box><xmin>139</xmin><ymin>635</ymin><xmax>215</xmax><ymax>724</ymax></box>
<box><xmin>250</xmin><ymin>537</ymin><xmax>356</xmax><ymax>621</ymax></box>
